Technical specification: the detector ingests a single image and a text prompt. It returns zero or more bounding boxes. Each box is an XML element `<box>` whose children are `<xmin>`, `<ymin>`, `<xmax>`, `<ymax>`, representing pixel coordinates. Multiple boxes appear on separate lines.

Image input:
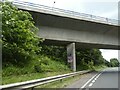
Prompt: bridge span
<box><xmin>13</xmin><ymin>1</ymin><xmax>119</xmax><ymax>71</ymax></box>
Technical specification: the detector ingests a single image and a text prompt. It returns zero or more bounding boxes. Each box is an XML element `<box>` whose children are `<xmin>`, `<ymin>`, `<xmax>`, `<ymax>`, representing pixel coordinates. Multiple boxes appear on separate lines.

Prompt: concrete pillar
<box><xmin>67</xmin><ymin>43</ymin><xmax>76</xmax><ymax>72</ymax></box>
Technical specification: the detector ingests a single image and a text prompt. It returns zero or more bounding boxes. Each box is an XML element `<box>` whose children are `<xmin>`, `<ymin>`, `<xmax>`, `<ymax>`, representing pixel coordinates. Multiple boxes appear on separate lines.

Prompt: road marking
<box><xmin>92</xmin><ymin>80</ymin><xmax>95</xmax><ymax>83</ymax></box>
<box><xmin>88</xmin><ymin>72</ymin><xmax>102</xmax><ymax>87</ymax></box>
<box><xmin>95</xmin><ymin>73</ymin><xmax>102</xmax><ymax>79</ymax></box>
<box><xmin>81</xmin><ymin>73</ymin><xmax>99</xmax><ymax>88</ymax></box>
<box><xmin>89</xmin><ymin>83</ymin><xmax>93</xmax><ymax>87</ymax></box>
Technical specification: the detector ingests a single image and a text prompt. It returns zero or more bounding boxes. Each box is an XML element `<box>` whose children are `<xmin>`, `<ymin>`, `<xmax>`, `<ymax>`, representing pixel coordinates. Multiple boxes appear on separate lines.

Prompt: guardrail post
<box><xmin>67</xmin><ymin>43</ymin><xmax>76</xmax><ymax>72</ymax></box>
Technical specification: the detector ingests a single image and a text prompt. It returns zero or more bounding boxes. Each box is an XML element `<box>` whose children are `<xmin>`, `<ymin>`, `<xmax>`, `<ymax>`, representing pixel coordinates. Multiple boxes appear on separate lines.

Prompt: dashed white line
<box><xmin>81</xmin><ymin>73</ymin><xmax>98</xmax><ymax>88</ymax></box>
<box><xmin>81</xmin><ymin>72</ymin><xmax>103</xmax><ymax>88</ymax></box>
<box><xmin>88</xmin><ymin>72</ymin><xmax>102</xmax><ymax>87</ymax></box>
<box><xmin>92</xmin><ymin>80</ymin><xmax>95</xmax><ymax>83</ymax></box>
<box><xmin>95</xmin><ymin>73</ymin><xmax>102</xmax><ymax>79</ymax></box>
<box><xmin>89</xmin><ymin>83</ymin><xmax>93</xmax><ymax>87</ymax></box>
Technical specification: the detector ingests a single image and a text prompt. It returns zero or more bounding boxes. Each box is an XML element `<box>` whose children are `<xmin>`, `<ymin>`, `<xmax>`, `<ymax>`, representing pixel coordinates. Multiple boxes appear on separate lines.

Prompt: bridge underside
<box><xmin>29</xmin><ymin>12</ymin><xmax>119</xmax><ymax>50</ymax></box>
<box><xmin>42</xmin><ymin>39</ymin><xmax>119</xmax><ymax>50</ymax></box>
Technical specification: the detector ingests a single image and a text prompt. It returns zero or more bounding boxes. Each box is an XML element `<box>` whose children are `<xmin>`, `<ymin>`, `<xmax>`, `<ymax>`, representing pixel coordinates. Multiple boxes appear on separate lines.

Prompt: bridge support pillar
<box><xmin>67</xmin><ymin>43</ymin><xmax>76</xmax><ymax>72</ymax></box>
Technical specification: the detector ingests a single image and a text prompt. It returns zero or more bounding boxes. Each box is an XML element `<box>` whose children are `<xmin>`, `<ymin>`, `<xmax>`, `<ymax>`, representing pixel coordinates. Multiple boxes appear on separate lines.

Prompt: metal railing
<box><xmin>1</xmin><ymin>70</ymin><xmax>90</xmax><ymax>90</ymax></box>
<box><xmin>12</xmin><ymin>0</ymin><xmax>118</xmax><ymax>26</ymax></box>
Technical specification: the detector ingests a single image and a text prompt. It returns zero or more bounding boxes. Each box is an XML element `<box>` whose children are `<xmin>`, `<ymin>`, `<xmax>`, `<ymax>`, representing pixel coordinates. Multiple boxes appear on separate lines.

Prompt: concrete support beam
<box><xmin>67</xmin><ymin>43</ymin><xmax>76</xmax><ymax>72</ymax></box>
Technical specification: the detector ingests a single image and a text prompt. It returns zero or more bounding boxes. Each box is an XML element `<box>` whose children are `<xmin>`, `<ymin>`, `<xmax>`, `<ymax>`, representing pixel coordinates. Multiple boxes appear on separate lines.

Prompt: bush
<box><xmin>2</xmin><ymin>1</ymin><xmax>43</xmax><ymax>67</ymax></box>
<box><xmin>34</xmin><ymin>64</ymin><xmax>42</xmax><ymax>73</ymax></box>
<box><xmin>2</xmin><ymin>65</ymin><xmax>35</xmax><ymax>76</ymax></box>
<box><xmin>77</xmin><ymin>59</ymin><xmax>95</xmax><ymax>71</ymax></box>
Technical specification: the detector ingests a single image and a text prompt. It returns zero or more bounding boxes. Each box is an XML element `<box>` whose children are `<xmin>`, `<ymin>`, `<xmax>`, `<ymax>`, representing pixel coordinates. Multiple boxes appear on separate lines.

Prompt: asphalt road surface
<box><xmin>66</xmin><ymin>67</ymin><xmax>120</xmax><ymax>90</ymax></box>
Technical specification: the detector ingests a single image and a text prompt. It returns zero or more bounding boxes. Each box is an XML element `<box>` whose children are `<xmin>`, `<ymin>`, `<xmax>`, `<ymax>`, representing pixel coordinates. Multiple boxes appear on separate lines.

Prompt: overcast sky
<box><xmin>11</xmin><ymin>0</ymin><xmax>119</xmax><ymax>61</ymax></box>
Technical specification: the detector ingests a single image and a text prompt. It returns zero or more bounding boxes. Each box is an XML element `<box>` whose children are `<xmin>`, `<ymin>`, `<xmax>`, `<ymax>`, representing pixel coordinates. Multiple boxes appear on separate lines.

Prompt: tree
<box><xmin>1</xmin><ymin>1</ymin><xmax>43</xmax><ymax>66</ymax></box>
<box><xmin>110</xmin><ymin>58</ymin><xmax>119</xmax><ymax>67</ymax></box>
<box><xmin>104</xmin><ymin>59</ymin><xmax>111</xmax><ymax>67</ymax></box>
<box><xmin>76</xmin><ymin>48</ymin><xmax>105</xmax><ymax>70</ymax></box>
<box><xmin>89</xmin><ymin>49</ymin><xmax>104</xmax><ymax>65</ymax></box>
<box><xmin>76</xmin><ymin>49</ymin><xmax>104</xmax><ymax>65</ymax></box>
<box><xmin>40</xmin><ymin>45</ymin><xmax>67</xmax><ymax>63</ymax></box>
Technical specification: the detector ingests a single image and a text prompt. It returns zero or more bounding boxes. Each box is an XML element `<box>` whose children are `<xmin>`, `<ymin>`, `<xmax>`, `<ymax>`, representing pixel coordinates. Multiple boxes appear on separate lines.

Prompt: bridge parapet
<box><xmin>11</xmin><ymin>0</ymin><xmax>119</xmax><ymax>26</ymax></box>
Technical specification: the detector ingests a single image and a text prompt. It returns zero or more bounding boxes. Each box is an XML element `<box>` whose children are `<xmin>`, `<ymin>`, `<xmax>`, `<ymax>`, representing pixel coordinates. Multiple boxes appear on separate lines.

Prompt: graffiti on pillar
<box><xmin>68</xmin><ymin>54</ymin><xmax>73</xmax><ymax>63</ymax></box>
<box><xmin>67</xmin><ymin>43</ymin><xmax>76</xmax><ymax>71</ymax></box>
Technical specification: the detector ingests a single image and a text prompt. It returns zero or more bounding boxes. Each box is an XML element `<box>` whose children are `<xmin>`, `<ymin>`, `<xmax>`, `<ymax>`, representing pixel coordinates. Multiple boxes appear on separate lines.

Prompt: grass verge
<box><xmin>2</xmin><ymin>71</ymin><xmax>71</xmax><ymax>85</ymax></box>
<box><xmin>2</xmin><ymin>55</ymin><xmax>71</xmax><ymax>85</ymax></box>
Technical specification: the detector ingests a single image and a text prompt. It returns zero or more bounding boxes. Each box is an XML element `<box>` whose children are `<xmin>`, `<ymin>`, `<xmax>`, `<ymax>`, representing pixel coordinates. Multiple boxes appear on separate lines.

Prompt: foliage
<box><xmin>104</xmin><ymin>59</ymin><xmax>111</xmax><ymax>67</ymax></box>
<box><xmin>40</xmin><ymin>45</ymin><xmax>67</xmax><ymax>63</ymax></box>
<box><xmin>3</xmin><ymin>68</ymin><xmax>71</xmax><ymax>85</ymax></box>
<box><xmin>41</xmin><ymin>46</ymin><xmax>106</xmax><ymax>71</ymax></box>
<box><xmin>1</xmin><ymin>1</ymin><xmax>43</xmax><ymax>67</ymax></box>
<box><xmin>110</xmin><ymin>58</ymin><xmax>119</xmax><ymax>67</ymax></box>
<box><xmin>76</xmin><ymin>49</ymin><xmax>105</xmax><ymax>70</ymax></box>
<box><xmin>34</xmin><ymin>55</ymin><xmax>69</xmax><ymax>73</ymax></box>
<box><xmin>2</xmin><ymin>1</ymin><xmax>70</xmax><ymax>78</ymax></box>
<box><xmin>2</xmin><ymin>55</ymin><xmax>70</xmax><ymax>77</ymax></box>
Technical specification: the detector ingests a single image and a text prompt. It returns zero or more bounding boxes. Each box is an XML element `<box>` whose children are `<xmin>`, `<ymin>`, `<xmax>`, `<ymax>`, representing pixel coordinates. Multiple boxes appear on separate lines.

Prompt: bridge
<box><xmin>13</xmin><ymin>0</ymin><xmax>119</xmax><ymax>71</ymax></box>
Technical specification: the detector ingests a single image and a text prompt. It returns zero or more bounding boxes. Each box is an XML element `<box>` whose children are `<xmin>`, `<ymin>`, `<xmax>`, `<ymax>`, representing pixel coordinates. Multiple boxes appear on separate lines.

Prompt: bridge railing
<box><xmin>1</xmin><ymin>70</ymin><xmax>90</xmax><ymax>90</ymax></box>
<box><xmin>2</xmin><ymin>0</ymin><xmax>119</xmax><ymax>25</ymax></box>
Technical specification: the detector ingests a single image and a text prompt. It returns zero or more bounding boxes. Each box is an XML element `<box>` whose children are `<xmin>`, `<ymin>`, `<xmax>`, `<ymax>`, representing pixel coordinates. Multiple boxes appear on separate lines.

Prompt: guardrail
<box><xmin>11</xmin><ymin>0</ymin><xmax>118</xmax><ymax>26</ymax></box>
<box><xmin>1</xmin><ymin>70</ymin><xmax>91</xmax><ymax>90</ymax></box>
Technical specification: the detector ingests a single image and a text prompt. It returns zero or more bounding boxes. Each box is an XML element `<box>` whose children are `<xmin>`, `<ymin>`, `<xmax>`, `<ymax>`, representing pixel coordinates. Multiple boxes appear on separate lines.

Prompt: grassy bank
<box><xmin>2</xmin><ymin>58</ymin><xmax>107</xmax><ymax>85</ymax></box>
<box><xmin>2</xmin><ymin>63</ymin><xmax>107</xmax><ymax>86</ymax></box>
<box><xmin>2</xmin><ymin>55</ymin><xmax>71</xmax><ymax>85</ymax></box>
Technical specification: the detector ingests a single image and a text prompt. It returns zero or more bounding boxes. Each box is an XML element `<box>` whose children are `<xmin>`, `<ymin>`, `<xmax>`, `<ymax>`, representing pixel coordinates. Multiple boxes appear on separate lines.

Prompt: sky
<box><xmin>10</xmin><ymin>0</ymin><xmax>119</xmax><ymax>61</ymax></box>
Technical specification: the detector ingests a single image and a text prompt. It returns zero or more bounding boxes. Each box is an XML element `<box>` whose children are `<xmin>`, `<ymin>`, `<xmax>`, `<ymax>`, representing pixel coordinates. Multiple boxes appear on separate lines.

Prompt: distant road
<box><xmin>66</xmin><ymin>67</ymin><xmax>119</xmax><ymax>89</ymax></box>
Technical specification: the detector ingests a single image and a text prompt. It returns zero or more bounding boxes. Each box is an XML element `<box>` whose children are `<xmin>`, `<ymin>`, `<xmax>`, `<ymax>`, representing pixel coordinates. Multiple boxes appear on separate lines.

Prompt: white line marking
<box><xmin>92</xmin><ymin>80</ymin><xmax>95</xmax><ymax>83</ymax></box>
<box><xmin>88</xmin><ymin>72</ymin><xmax>102</xmax><ymax>87</ymax></box>
<box><xmin>94</xmin><ymin>78</ymin><xmax>97</xmax><ymax>80</ymax></box>
<box><xmin>89</xmin><ymin>83</ymin><xmax>93</xmax><ymax>87</ymax></box>
<box><xmin>81</xmin><ymin>73</ymin><xmax>99</xmax><ymax>88</ymax></box>
<box><xmin>95</xmin><ymin>73</ymin><xmax>102</xmax><ymax>80</ymax></box>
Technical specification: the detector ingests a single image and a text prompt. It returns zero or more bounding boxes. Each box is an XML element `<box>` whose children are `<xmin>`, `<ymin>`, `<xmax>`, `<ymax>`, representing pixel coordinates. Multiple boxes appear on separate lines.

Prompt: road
<box><xmin>66</xmin><ymin>67</ymin><xmax>119</xmax><ymax>90</ymax></box>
